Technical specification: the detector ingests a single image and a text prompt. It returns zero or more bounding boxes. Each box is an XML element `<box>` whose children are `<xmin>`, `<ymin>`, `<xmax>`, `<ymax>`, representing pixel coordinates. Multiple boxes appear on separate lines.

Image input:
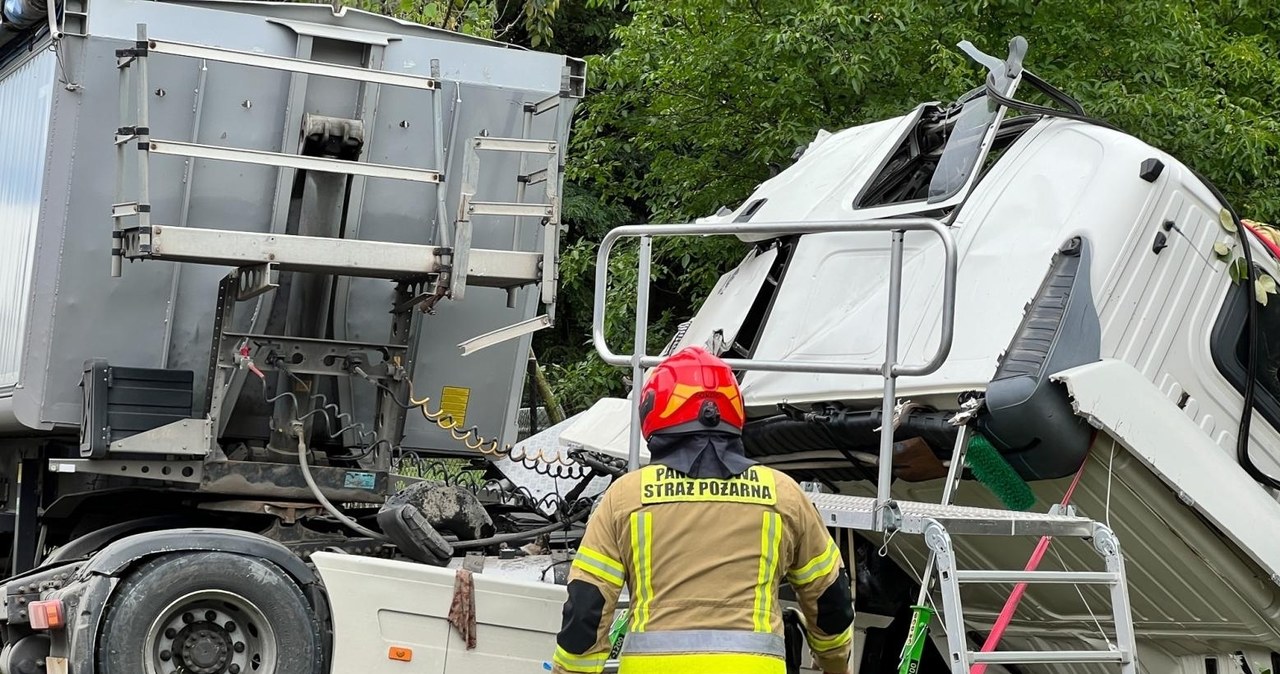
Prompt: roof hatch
<box><xmin>849</xmin><ymin>37</ymin><xmax>1029</xmax><ymax>220</ymax></box>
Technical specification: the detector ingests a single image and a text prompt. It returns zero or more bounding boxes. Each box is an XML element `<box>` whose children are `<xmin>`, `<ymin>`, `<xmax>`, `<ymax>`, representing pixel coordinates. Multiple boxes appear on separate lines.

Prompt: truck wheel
<box><xmin>98</xmin><ymin>551</ymin><xmax>321</xmax><ymax>674</ymax></box>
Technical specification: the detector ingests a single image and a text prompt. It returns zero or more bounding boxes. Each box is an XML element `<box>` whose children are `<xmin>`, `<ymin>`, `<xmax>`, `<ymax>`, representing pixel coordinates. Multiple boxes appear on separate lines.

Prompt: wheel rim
<box><xmin>143</xmin><ymin>590</ymin><xmax>278</xmax><ymax>674</ymax></box>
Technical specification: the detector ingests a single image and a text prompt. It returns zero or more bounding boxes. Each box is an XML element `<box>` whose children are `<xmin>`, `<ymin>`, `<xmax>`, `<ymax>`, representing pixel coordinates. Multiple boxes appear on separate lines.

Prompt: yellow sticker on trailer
<box><xmin>440</xmin><ymin>386</ymin><xmax>471</xmax><ymax>427</ymax></box>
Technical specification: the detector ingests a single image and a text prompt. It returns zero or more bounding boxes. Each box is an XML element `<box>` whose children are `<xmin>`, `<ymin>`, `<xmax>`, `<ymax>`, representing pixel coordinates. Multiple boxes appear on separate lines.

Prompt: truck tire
<box><xmin>97</xmin><ymin>551</ymin><xmax>322</xmax><ymax>674</ymax></box>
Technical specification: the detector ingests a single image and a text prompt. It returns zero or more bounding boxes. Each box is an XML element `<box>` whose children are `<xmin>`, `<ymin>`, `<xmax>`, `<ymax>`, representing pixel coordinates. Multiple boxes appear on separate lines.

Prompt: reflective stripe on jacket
<box><xmin>551</xmin><ymin>464</ymin><xmax>855</xmax><ymax>674</ymax></box>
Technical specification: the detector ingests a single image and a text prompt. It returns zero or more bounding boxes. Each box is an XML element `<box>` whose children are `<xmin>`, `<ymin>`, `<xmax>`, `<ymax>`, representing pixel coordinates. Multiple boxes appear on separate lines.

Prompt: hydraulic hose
<box><xmin>451</xmin><ymin>507</ymin><xmax>590</xmax><ymax>551</ymax></box>
<box><xmin>298</xmin><ymin>423</ymin><xmax>591</xmax><ymax>550</ymax></box>
<box><xmin>294</xmin><ymin>424</ymin><xmax>389</xmax><ymax>542</ymax></box>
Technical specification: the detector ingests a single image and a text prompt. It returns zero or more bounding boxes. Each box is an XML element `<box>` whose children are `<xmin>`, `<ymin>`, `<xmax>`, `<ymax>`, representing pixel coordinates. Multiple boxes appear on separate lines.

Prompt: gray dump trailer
<box><xmin>0</xmin><ymin>0</ymin><xmax>584</xmax><ymax>670</ymax></box>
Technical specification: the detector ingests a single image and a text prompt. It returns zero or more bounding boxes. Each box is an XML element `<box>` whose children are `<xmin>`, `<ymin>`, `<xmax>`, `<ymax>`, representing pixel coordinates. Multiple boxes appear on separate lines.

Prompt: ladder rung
<box><xmin>149</xmin><ymin>140</ymin><xmax>441</xmax><ymax>184</ymax></box>
<box><xmin>148</xmin><ymin>38</ymin><xmax>440</xmax><ymax>91</ymax></box>
<box><xmin>112</xmin><ymin>202</ymin><xmax>145</xmax><ymax>218</ymax></box>
<box><xmin>955</xmin><ymin>570</ymin><xmax>1119</xmax><ymax>584</ymax></box>
<box><xmin>120</xmin><ymin>224</ymin><xmax>541</xmax><ymax>286</ymax></box>
<box><xmin>970</xmin><ymin>650</ymin><xmax>1128</xmax><ymax>665</ymax></box>
<box><xmin>467</xmin><ymin>201</ymin><xmax>554</xmax><ymax>218</ymax></box>
<box><xmin>471</xmin><ymin>137</ymin><xmax>558</xmax><ymax>154</ymax></box>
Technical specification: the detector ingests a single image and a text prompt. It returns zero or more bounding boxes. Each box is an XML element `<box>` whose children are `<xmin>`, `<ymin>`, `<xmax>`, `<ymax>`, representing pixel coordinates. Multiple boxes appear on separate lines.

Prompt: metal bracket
<box><xmin>106</xmin><ymin>418</ymin><xmax>213</xmax><ymax>457</ymax></box>
<box><xmin>562</xmin><ymin>58</ymin><xmax>587</xmax><ymax>99</ymax></box>
<box><xmin>391</xmin><ymin>279</ymin><xmax>448</xmax><ymax>314</ymax></box>
<box><xmin>947</xmin><ymin>395</ymin><xmax>985</xmax><ymax>426</ymax></box>
<box><xmin>552</xmin><ymin>553</ymin><xmax>572</xmax><ymax>585</ymax></box>
<box><xmin>121</xmin><ymin>226</ymin><xmax>155</xmax><ymax>256</ymax></box>
<box><xmin>541</xmin><ymin>217</ymin><xmax>561</xmax><ymax>317</ymax></box>
<box><xmin>236</xmin><ymin>263</ymin><xmax>279</xmax><ymax>301</ymax></box>
<box><xmin>111</xmin><ymin>202</ymin><xmax>149</xmax><ymax>218</ymax></box>
<box><xmin>450</xmin><ymin>214</ymin><xmax>473</xmax><ymax>301</ymax></box>
<box><xmin>1048</xmin><ymin>503</ymin><xmax>1078</xmax><ymax>518</ymax></box>
<box><xmin>458</xmin><ymin>315</ymin><xmax>551</xmax><ymax>356</ymax></box>
<box><xmin>525</xmin><ymin>93</ymin><xmax>561</xmax><ymax>117</ymax></box>
<box><xmin>518</xmin><ymin>168</ymin><xmax>549</xmax><ymax>186</ymax></box>
<box><xmin>115</xmin><ymin>39</ymin><xmax>150</xmax><ymax>66</ymax></box>
<box><xmin>1092</xmin><ymin>524</ymin><xmax>1120</xmax><ymax>559</ymax></box>
<box><xmin>220</xmin><ymin>333</ymin><xmax>407</xmax><ymax>379</ymax></box>
<box><xmin>880</xmin><ymin>499</ymin><xmax>903</xmax><ymax>532</ymax></box>
<box><xmin>800</xmin><ymin>481</ymin><xmax>829</xmax><ymax>495</ymax></box>
<box><xmin>48</xmin><ymin>458</ymin><xmax>204</xmax><ymax>484</ymax></box>
<box><xmin>463</xmin><ymin>551</ymin><xmax>486</xmax><ymax>574</ymax></box>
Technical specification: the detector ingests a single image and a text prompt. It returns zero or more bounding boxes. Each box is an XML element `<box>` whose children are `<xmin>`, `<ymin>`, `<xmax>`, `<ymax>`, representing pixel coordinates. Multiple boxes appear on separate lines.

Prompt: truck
<box><xmin>541</xmin><ymin>36</ymin><xmax>1280</xmax><ymax>674</ymax></box>
<box><xmin>0</xmin><ymin>0</ymin><xmax>600</xmax><ymax>671</ymax></box>
<box><xmin>2</xmin><ymin>0</ymin><xmax>1278</xmax><ymax>672</ymax></box>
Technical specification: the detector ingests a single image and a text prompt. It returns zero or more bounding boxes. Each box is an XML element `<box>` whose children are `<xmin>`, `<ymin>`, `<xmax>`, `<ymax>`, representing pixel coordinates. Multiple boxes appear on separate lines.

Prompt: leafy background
<box><xmin>350</xmin><ymin>0</ymin><xmax>1280</xmax><ymax>413</ymax></box>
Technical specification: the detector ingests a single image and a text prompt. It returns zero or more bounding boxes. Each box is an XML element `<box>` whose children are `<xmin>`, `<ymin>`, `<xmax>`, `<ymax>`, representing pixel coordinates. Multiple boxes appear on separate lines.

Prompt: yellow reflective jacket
<box><xmin>552</xmin><ymin>463</ymin><xmax>855</xmax><ymax>674</ymax></box>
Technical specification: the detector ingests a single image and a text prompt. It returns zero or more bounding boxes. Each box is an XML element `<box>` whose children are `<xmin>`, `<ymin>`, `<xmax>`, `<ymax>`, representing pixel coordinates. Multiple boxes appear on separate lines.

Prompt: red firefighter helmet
<box><xmin>639</xmin><ymin>346</ymin><xmax>745</xmax><ymax>439</ymax></box>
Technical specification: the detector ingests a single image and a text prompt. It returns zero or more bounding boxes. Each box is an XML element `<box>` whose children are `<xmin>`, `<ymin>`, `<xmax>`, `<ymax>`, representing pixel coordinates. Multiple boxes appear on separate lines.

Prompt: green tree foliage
<box><xmin>544</xmin><ymin>0</ymin><xmax>1280</xmax><ymax>411</ymax></box>
<box><xmin>578</xmin><ymin>1</ymin><xmax>1280</xmax><ymax>219</ymax></box>
<box><xmin>497</xmin><ymin>0</ymin><xmax>631</xmax><ymax>56</ymax></box>
<box><xmin>345</xmin><ymin>0</ymin><xmax>559</xmax><ymax>43</ymax></box>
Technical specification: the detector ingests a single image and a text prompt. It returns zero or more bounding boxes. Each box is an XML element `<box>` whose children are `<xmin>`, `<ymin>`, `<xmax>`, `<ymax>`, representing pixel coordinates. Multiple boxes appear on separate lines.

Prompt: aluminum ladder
<box><xmin>590</xmin><ymin>219</ymin><xmax>1138</xmax><ymax>674</ymax></box>
<box><xmin>809</xmin><ymin>493</ymin><xmax>1136</xmax><ymax>671</ymax></box>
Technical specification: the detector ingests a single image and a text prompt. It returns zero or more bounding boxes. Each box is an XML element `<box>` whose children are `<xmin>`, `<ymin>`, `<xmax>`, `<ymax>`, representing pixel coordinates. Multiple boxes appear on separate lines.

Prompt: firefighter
<box><xmin>551</xmin><ymin>346</ymin><xmax>855</xmax><ymax>674</ymax></box>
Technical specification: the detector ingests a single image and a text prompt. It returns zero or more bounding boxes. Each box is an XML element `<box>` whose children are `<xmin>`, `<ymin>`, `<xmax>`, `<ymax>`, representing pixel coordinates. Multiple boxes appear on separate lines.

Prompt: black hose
<box><xmin>978</xmin><ymin>66</ymin><xmax>1280</xmax><ymax>491</ymax></box>
<box><xmin>295</xmin><ymin>426</ymin><xmax>389</xmax><ymax>542</ymax></box>
<box><xmin>571</xmin><ymin>449</ymin><xmax>627</xmax><ymax>477</ymax></box>
<box><xmin>1194</xmin><ymin>172</ymin><xmax>1280</xmax><ymax>490</ymax></box>
<box><xmin>450</xmin><ymin>507</ymin><xmax>590</xmax><ymax>551</ymax></box>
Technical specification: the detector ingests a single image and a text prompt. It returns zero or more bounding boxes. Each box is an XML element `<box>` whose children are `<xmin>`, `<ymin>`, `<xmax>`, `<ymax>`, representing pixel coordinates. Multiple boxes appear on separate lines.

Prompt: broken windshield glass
<box><xmin>926</xmin><ymin>94</ymin><xmax>1002</xmax><ymax>203</ymax></box>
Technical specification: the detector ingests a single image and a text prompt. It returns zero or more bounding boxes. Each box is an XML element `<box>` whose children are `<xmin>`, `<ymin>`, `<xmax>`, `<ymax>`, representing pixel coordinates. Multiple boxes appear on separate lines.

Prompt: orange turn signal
<box><xmin>388</xmin><ymin>646</ymin><xmax>412</xmax><ymax>662</ymax></box>
<box><xmin>29</xmin><ymin>600</ymin><xmax>64</xmax><ymax>630</ymax></box>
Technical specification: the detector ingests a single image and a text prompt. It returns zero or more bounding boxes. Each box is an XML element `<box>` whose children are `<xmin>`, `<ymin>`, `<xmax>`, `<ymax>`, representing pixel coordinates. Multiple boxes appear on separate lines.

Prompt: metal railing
<box><xmin>592</xmin><ymin>218</ymin><xmax>957</xmax><ymax>530</ymax></box>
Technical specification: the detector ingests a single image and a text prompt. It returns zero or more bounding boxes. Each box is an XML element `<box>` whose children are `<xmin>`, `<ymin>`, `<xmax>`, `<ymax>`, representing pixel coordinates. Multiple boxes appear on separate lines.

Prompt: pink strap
<box><xmin>970</xmin><ymin>460</ymin><xmax>1088</xmax><ymax>674</ymax></box>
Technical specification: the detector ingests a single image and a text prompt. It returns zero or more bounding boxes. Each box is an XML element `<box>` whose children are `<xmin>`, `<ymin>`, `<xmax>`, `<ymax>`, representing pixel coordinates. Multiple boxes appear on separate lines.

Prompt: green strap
<box><xmin>897</xmin><ymin>605</ymin><xmax>934</xmax><ymax>674</ymax></box>
<box><xmin>609</xmin><ymin>608</ymin><xmax>630</xmax><ymax>658</ymax></box>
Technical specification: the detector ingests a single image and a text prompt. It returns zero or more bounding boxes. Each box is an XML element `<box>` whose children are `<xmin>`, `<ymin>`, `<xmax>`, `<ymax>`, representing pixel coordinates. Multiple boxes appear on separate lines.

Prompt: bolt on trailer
<box><xmin>0</xmin><ymin>0</ymin><xmax>590</xmax><ymax>670</ymax></box>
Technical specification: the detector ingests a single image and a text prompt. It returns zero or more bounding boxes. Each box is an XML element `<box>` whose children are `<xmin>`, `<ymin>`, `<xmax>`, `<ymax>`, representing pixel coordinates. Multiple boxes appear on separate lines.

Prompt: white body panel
<box><xmin>312</xmin><ymin>552</ymin><xmax>566</xmax><ymax>674</ymax></box>
<box><xmin>1055</xmin><ymin>359</ymin><xmax>1280</xmax><ymax>585</ymax></box>
<box><xmin>316</xmin><ymin>551</ymin><xmax>876</xmax><ymax>674</ymax></box>
<box><xmin>670</xmin><ymin>245</ymin><xmax>778</xmax><ymax>353</ymax></box>
<box><xmin>735</xmin><ymin>120</ymin><xmax>1186</xmax><ymax>408</ymax></box>
<box><xmin>559</xmin><ymin>398</ymin><xmax>648</xmax><ymax>464</ymax></box>
<box><xmin>0</xmin><ymin>50</ymin><xmax>56</xmax><ymax>388</ymax></box>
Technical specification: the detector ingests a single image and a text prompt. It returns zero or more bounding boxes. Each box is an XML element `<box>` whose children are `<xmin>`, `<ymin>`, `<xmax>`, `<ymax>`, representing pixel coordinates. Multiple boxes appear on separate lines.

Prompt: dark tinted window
<box><xmin>1212</xmin><ymin>281</ymin><xmax>1280</xmax><ymax>426</ymax></box>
